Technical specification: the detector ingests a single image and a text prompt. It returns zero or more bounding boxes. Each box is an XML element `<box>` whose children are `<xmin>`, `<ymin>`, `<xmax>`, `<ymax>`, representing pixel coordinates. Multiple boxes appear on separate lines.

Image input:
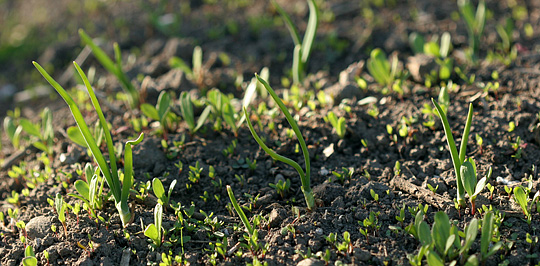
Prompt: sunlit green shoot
<box><xmin>226</xmin><ymin>185</ymin><xmax>254</xmax><ymax>237</ymax></box>
<box><xmin>78</xmin><ymin>29</ymin><xmax>139</xmax><ymax>108</ymax></box>
<box><xmin>33</xmin><ymin>61</ymin><xmax>144</xmax><ymax>227</ymax></box>
<box><xmin>432</xmin><ymin>99</ymin><xmax>473</xmax><ymax>209</ymax></box>
<box><xmin>144</xmin><ymin>203</ymin><xmax>163</xmax><ymax>247</ymax></box>
<box><xmin>272</xmin><ymin>0</ymin><xmax>319</xmax><ymax>85</ymax></box>
<box><xmin>179</xmin><ymin>91</ymin><xmax>211</xmax><ymax>134</ymax></box>
<box><xmin>460</xmin><ymin>159</ymin><xmax>492</xmax><ymax>214</ymax></box>
<box><xmin>244</xmin><ymin>75</ymin><xmax>315</xmax><ymax>210</ymax></box>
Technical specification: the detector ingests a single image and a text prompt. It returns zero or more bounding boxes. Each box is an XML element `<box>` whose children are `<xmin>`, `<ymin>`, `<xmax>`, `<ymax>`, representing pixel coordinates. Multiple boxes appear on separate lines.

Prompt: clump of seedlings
<box><xmin>34</xmin><ymin>61</ymin><xmax>144</xmax><ymax>227</ymax></box>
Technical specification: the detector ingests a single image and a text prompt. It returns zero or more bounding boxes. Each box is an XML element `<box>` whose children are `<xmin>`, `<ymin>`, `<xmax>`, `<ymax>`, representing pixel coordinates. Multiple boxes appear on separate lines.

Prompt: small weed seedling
<box><xmin>227</xmin><ymin>186</ymin><xmax>268</xmax><ymax>256</ymax></box>
<box><xmin>366</xmin><ymin>48</ymin><xmax>408</xmax><ymax>95</ymax></box>
<box><xmin>22</xmin><ymin>245</ymin><xmax>37</xmax><ymax>266</ymax></box>
<box><xmin>244</xmin><ymin>75</ymin><xmax>315</xmax><ymax>210</ymax></box>
<box><xmin>457</xmin><ymin>0</ymin><xmax>486</xmax><ymax>63</ymax></box>
<box><xmin>54</xmin><ymin>194</ymin><xmax>68</xmax><ymax>236</ymax></box>
<box><xmin>140</xmin><ymin>90</ymin><xmax>172</xmax><ymax>139</ymax></box>
<box><xmin>69</xmin><ymin>165</ymin><xmax>104</xmax><ymax>220</ymax></box>
<box><xmin>331</xmin><ymin>167</ymin><xmax>353</xmax><ymax>184</ymax></box>
<box><xmin>19</xmin><ymin>107</ymin><xmax>54</xmax><ymax>156</ymax></box>
<box><xmin>460</xmin><ymin>159</ymin><xmax>492</xmax><ymax>214</ymax></box>
<box><xmin>34</xmin><ymin>61</ymin><xmax>144</xmax><ymax>227</ymax></box>
<box><xmin>144</xmin><ymin>203</ymin><xmax>163</xmax><ymax>247</ymax></box>
<box><xmin>79</xmin><ymin>29</ymin><xmax>139</xmax><ymax>108</ymax></box>
<box><xmin>169</xmin><ymin>46</ymin><xmax>204</xmax><ymax>87</ymax></box>
<box><xmin>325</xmin><ymin>111</ymin><xmax>346</xmax><ymax>139</ymax></box>
<box><xmin>272</xmin><ymin>0</ymin><xmax>319</xmax><ymax>85</ymax></box>
<box><xmin>432</xmin><ymin>99</ymin><xmax>473</xmax><ymax>209</ymax></box>
<box><xmin>513</xmin><ymin>186</ymin><xmax>532</xmax><ymax>225</ymax></box>
<box><xmin>152</xmin><ymin>178</ymin><xmax>177</xmax><ymax>208</ymax></box>
<box><xmin>179</xmin><ymin>91</ymin><xmax>211</xmax><ymax>134</ymax></box>
<box><xmin>269</xmin><ymin>178</ymin><xmax>291</xmax><ymax>199</ymax></box>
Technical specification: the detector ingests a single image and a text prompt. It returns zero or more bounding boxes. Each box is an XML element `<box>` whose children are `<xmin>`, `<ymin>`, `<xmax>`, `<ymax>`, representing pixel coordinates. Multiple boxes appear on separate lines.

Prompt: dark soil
<box><xmin>1</xmin><ymin>0</ymin><xmax>540</xmax><ymax>265</ymax></box>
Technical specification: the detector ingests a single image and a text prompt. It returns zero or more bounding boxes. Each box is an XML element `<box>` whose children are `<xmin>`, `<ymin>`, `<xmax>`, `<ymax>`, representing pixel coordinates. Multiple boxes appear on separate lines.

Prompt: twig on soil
<box><xmin>389</xmin><ymin>176</ymin><xmax>453</xmax><ymax>210</ymax></box>
<box><xmin>1</xmin><ymin>145</ymin><xmax>38</xmax><ymax>170</ymax></box>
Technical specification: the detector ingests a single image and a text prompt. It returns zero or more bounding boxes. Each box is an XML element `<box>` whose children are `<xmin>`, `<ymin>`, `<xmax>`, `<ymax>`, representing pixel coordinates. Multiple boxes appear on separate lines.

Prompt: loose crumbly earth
<box><xmin>1</xmin><ymin>0</ymin><xmax>540</xmax><ymax>265</ymax></box>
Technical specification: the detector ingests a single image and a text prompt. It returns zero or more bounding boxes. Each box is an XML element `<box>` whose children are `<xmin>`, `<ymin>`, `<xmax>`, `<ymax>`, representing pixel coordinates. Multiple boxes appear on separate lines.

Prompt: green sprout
<box><xmin>366</xmin><ymin>48</ymin><xmax>408</xmax><ymax>95</ymax></box>
<box><xmin>226</xmin><ymin>185</ymin><xmax>253</xmax><ymax>237</ymax></box>
<box><xmin>78</xmin><ymin>29</ymin><xmax>139</xmax><ymax>108</ymax></box>
<box><xmin>54</xmin><ymin>193</ymin><xmax>68</xmax><ymax>236</ymax></box>
<box><xmin>152</xmin><ymin>178</ymin><xmax>177</xmax><ymax>208</ymax></box>
<box><xmin>169</xmin><ymin>46</ymin><xmax>204</xmax><ymax>87</ymax></box>
<box><xmin>34</xmin><ymin>61</ymin><xmax>144</xmax><ymax>227</ymax></box>
<box><xmin>325</xmin><ymin>111</ymin><xmax>346</xmax><ymax>139</ymax></box>
<box><xmin>457</xmin><ymin>0</ymin><xmax>486</xmax><ymax>63</ymax></box>
<box><xmin>272</xmin><ymin>0</ymin><xmax>319</xmax><ymax>85</ymax></box>
<box><xmin>244</xmin><ymin>75</ymin><xmax>315</xmax><ymax>210</ymax></box>
<box><xmin>179</xmin><ymin>91</ymin><xmax>211</xmax><ymax>134</ymax></box>
<box><xmin>432</xmin><ymin>99</ymin><xmax>473</xmax><ymax>209</ymax></box>
<box><xmin>19</xmin><ymin>107</ymin><xmax>54</xmax><ymax>155</ymax></box>
<box><xmin>480</xmin><ymin>211</ymin><xmax>503</xmax><ymax>263</ymax></box>
<box><xmin>22</xmin><ymin>245</ymin><xmax>37</xmax><ymax>266</ymax></box>
<box><xmin>140</xmin><ymin>90</ymin><xmax>172</xmax><ymax>138</ymax></box>
<box><xmin>144</xmin><ymin>203</ymin><xmax>163</xmax><ymax>247</ymax></box>
<box><xmin>513</xmin><ymin>186</ymin><xmax>532</xmax><ymax>224</ymax></box>
<box><xmin>3</xmin><ymin>116</ymin><xmax>23</xmax><ymax>149</ymax></box>
<box><xmin>269</xmin><ymin>178</ymin><xmax>291</xmax><ymax>199</ymax></box>
<box><xmin>460</xmin><ymin>159</ymin><xmax>492</xmax><ymax>215</ymax></box>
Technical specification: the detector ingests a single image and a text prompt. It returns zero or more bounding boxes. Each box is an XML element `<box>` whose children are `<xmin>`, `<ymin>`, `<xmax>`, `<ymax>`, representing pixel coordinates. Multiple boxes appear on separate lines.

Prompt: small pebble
<box><xmin>315</xmin><ymin>228</ymin><xmax>323</xmax><ymax>235</ymax></box>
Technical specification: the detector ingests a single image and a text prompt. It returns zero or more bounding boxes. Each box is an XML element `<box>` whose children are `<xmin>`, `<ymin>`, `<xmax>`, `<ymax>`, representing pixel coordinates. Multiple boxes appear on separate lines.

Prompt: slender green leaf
<box><xmin>480</xmin><ymin>211</ymin><xmax>494</xmax><ymax>256</ymax></box>
<box><xmin>301</xmin><ymin>0</ymin><xmax>319</xmax><ymax>63</ymax></box>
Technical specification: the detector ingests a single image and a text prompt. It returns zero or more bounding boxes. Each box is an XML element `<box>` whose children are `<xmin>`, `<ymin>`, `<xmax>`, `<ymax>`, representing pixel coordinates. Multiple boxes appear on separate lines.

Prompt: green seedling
<box><xmin>19</xmin><ymin>107</ymin><xmax>54</xmax><ymax>155</ymax></box>
<box><xmin>226</xmin><ymin>185</ymin><xmax>254</xmax><ymax>237</ymax></box>
<box><xmin>205</xmin><ymin>89</ymin><xmax>239</xmax><ymax>135</ymax></box>
<box><xmin>269</xmin><ymin>178</ymin><xmax>291</xmax><ymax>199</ymax></box>
<box><xmin>144</xmin><ymin>203</ymin><xmax>163</xmax><ymax>247</ymax></box>
<box><xmin>412</xmin><ymin>32</ymin><xmax>453</xmax><ymax>85</ymax></box>
<box><xmin>272</xmin><ymin>0</ymin><xmax>319</xmax><ymax>85</ymax></box>
<box><xmin>335</xmin><ymin>231</ymin><xmax>352</xmax><ymax>254</ymax></box>
<box><xmin>325</xmin><ymin>111</ymin><xmax>346</xmax><ymax>139</ymax></box>
<box><xmin>140</xmin><ymin>90</ymin><xmax>172</xmax><ymax>138</ymax></box>
<box><xmin>410</xmin><ymin>211</ymin><xmax>485</xmax><ymax>265</ymax></box>
<box><xmin>366</xmin><ymin>48</ymin><xmax>408</xmax><ymax>95</ymax></box>
<box><xmin>34</xmin><ymin>61</ymin><xmax>144</xmax><ymax>227</ymax></box>
<box><xmin>331</xmin><ymin>167</ymin><xmax>354</xmax><ymax>184</ymax></box>
<box><xmin>169</xmin><ymin>46</ymin><xmax>204</xmax><ymax>87</ymax></box>
<box><xmin>457</xmin><ymin>0</ymin><xmax>486</xmax><ymax>62</ymax></box>
<box><xmin>513</xmin><ymin>186</ymin><xmax>532</xmax><ymax>224</ymax></box>
<box><xmin>78</xmin><ymin>29</ymin><xmax>139</xmax><ymax>108</ymax></box>
<box><xmin>22</xmin><ymin>245</ymin><xmax>37</xmax><ymax>266</ymax></box>
<box><xmin>152</xmin><ymin>178</ymin><xmax>177</xmax><ymax>208</ymax></box>
<box><xmin>432</xmin><ymin>99</ymin><xmax>473</xmax><ymax>209</ymax></box>
<box><xmin>244</xmin><ymin>75</ymin><xmax>315</xmax><ymax>210</ymax></box>
<box><xmin>480</xmin><ymin>211</ymin><xmax>503</xmax><ymax>262</ymax></box>
<box><xmin>69</xmin><ymin>173</ymin><xmax>103</xmax><ymax>220</ymax></box>
<box><xmin>69</xmin><ymin>163</ymin><xmax>105</xmax><ymax>219</ymax></box>
<box><xmin>179</xmin><ymin>91</ymin><xmax>211</xmax><ymax>134</ymax></box>
<box><xmin>54</xmin><ymin>193</ymin><xmax>68</xmax><ymax>236</ymax></box>
<box><xmin>3</xmin><ymin>116</ymin><xmax>23</xmax><ymax>149</ymax></box>
<box><xmin>460</xmin><ymin>159</ymin><xmax>492</xmax><ymax>214</ymax></box>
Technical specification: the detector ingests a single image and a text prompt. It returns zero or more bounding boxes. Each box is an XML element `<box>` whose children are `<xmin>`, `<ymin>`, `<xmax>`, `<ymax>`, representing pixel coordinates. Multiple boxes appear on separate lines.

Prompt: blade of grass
<box><xmin>301</xmin><ymin>0</ymin><xmax>319</xmax><ymax>64</ymax></box>
<box><xmin>73</xmin><ymin>62</ymin><xmax>121</xmax><ymax>200</ymax></box>
<box><xmin>432</xmin><ymin>99</ymin><xmax>466</xmax><ymax>207</ymax></box>
<box><xmin>33</xmin><ymin>61</ymin><xmax>115</xmax><ymax>200</ymax></box>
